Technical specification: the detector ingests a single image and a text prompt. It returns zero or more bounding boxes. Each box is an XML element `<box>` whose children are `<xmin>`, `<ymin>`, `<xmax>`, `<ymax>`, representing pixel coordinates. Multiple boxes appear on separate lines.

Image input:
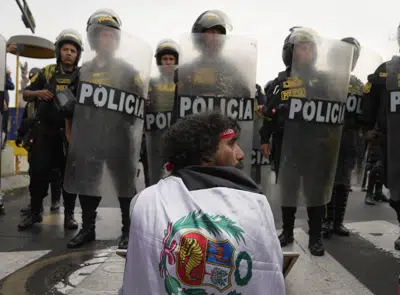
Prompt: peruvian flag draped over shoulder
<box><xmin>121</xmin><ymin>166</ymin><xmax>285</xmax><ymax>295</ymax></box>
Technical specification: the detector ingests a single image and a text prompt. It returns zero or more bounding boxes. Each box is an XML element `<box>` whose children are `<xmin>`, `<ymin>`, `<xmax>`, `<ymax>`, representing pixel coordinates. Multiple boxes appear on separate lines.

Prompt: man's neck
<box><xmin>60</xmin><ymin>64</ymin><xmax>74</xmax><ymax>73</ymax></box>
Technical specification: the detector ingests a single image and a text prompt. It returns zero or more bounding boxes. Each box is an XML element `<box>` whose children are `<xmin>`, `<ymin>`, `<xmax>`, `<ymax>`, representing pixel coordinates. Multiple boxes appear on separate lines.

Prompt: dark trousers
<box><xmin>281</xmin><ymin>205</ymin><xmax>325</xmax><ymax>237</ymax></box>
<box><xmin>79</xmin><ymin>195</ymin><xmax>132</xmax><ymax>234</ymax></box>
<box><xmin>29</xmin><ymin>132</ymin><xmax>76</xmax><ymax>214</ymax></box>
<box><xmin>325</xmin><ymin>184</ymin><xmax>349</xmax><ymax>225</ymax></box>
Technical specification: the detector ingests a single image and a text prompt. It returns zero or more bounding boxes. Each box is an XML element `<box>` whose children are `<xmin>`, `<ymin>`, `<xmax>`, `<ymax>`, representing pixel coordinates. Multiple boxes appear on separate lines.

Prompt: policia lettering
<box><xmin>288</xmin><ymin>98</ymin><xmax>345</xmax><ymax>124</ymax></box>
<box><xmin>78</xmin><ymin>82</ymin><xmax>145</xmax><ymax>118</ymax></box>
<box><xmin>390</xmin><ymin>91</ymin><xmax>400</xmax><ymax>112</ymax></box>
<box><xmin>145</xmin><ymin>112</ymin><xmax>171</xmax><ymax>131</ymax></box>
<box><xmin>179</xmin><ymin>96</ymin><xmax>254</xmax><ymax>121</ymax></box>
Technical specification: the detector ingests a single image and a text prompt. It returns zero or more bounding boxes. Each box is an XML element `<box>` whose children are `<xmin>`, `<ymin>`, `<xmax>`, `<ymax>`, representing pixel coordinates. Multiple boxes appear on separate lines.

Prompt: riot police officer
<box><xmin>172</xmin><ymin>9</ymin><xmax>251</xmax><ymax>122</ymax></box>
<box><xmin>322</xmin><ymin>37</ymin><xmax>364</xmax><ymax>238</ymax></box>
<box><xmin>64</xmin><ymin>9</ymin><xmax>147</xmax><ymax>249</ymax></box>
<box><xmin>260</xmin><ymin>27</ymin><xmax>352</xmax><ymax>256</ymax></box>
<box><xmin>362</xmin><ymin>22</ymin><xmax>400</xmax><ymax>250</ymax></box>
<box><xmin>19</xmin><ymin>67</ymin><xmax>63</xmax><ymax>215</ymax></box>
<box><xmin>172</xmin><ymin>10</ymin><xmax>256</xmax><ymax>175</ymax></box>
<box><xmin>18</xmin><ymin>30</ymin><xmax>81</xmax><ymax>230</ymax></box>
<box><xmin>142</xmin><ymin>39</ymin><xmax>179</xmax><ymax>187</ymax></box>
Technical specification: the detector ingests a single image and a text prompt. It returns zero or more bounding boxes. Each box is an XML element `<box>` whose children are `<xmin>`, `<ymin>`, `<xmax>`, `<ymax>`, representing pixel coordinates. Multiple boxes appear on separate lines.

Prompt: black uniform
<box><xmin>17</xmin><ymin>101</ymin><xmax>63</xmax><ymax>215</ymax></box>
<box><xmin>18</xmin><ymin>64</ymin><xmax>78</xmax><ymax>230</ymax></box>
<box><xmin>363</xmin><ymin>143</ymin><xmax>388</xmax><ymax>205</ymax></box>
<box><xmin>361</xmin><ymin>57</ymin><xmax>400</xmax><ymax>250</ymax></box>
<box><xmin>251</xmin><ymin>84</ymin><xmax>267</xmax><ymax>184</ymax></box>
<box><xmin>260</xmin><ymin>68</ymin><xmax>330</xmax><ymax>256</ymax></box>
<box><xmin>322</xmin><ymin>75</ymin><xmax>364</xmax><ymax>238</ymax></box>
<box><xmin>66</xmin><ymin>58</ymin><xmax>144</xmax><ymax>249</ymax></box>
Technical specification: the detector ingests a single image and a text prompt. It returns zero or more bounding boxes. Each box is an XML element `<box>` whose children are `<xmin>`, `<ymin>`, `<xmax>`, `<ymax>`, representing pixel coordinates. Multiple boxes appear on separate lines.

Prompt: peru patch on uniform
<box><xmin>77</xmin><ymin>82</ymin><xmax>145</xmax><ymax>119</ymax></box>
<box><xmin>178</xmin><ymin>95</ymin><xmax>254</xmax><ymax>121</ymax></box>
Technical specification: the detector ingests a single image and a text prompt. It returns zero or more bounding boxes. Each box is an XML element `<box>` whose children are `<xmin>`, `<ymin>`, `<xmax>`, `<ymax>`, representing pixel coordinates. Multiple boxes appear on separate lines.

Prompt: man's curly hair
<box><xmin>162</xmin><ymin>111</ymin><xmax>240</xmax><ymax>171</ymax></box>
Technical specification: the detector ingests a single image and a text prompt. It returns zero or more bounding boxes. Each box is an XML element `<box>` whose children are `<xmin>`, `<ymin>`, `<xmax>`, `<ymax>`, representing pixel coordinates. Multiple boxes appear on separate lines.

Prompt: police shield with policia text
<box><xmin>143</xmin><ymin>39</ymin><xmax>179</xmax><ymax>186</ymax></box>
<box><xmin>61</xmin><ymin>9</ymin><xmax>152</xmax><ymax>249</ymax></box>
<box><xmin>261</xmin><ymin>27</ymin><xmax>353</xmax><ymax>255</ymax></box>
<box><xmin>173</xmin><ymin>10</ymin><xmax>258</xmax><ymax>175</ymax></box>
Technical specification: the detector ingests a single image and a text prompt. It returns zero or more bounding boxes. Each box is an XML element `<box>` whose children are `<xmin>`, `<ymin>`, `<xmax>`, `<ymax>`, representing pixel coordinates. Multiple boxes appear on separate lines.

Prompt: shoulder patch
<box><xmin>134</xmin><ymin>74</ymin><xmax>144</xmax><ymax>88</ymax></box>
<box><xmin>363</xmin><ymin>82</ymin><xmax>372</xmax><ymax>94</ymax></box>
<box><xmin>379</xmin><ymin>72</ymin><xmax>388</xmax><ymax>78</ymax></box>
<box><xmin>43</xmin><ymin>64</ymin><xmax>57</xmax><ymax>83</ymax></box>
<box><xmin>30</xmin><ymin>72</ymin><xmax>39</xmax><ymax>84</ymax></box>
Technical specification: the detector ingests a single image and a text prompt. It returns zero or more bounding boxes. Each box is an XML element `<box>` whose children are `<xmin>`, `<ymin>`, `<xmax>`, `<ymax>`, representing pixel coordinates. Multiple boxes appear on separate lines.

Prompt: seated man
<box><xmin>121</xmin><ymin>111</ymin><xmax>285</xmax><ymax>295</ymax></box>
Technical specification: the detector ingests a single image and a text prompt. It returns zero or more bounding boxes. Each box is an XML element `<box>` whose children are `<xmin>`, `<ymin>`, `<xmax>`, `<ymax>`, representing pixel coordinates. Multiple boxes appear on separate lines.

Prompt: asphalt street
<box><xmin>0</xmin><ymin>166</ymin><xmax>398</xmax><ymax>295</ymax></box>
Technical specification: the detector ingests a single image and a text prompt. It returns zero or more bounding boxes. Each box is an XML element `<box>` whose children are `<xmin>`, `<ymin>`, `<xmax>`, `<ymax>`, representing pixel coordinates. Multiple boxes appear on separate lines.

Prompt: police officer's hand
<box><xmin>261</xmin><ymin>143</ymin><xmax>271</xmax><ymax>158</ymax></box>
<box><xmin>255</xmin><ymin>105</ymin><xmax>264</xmax><ymax>117</ymax></box>
<box><xmin>37</xmin><ymin>90</ymin><xmax>54</xmax><ymax>101</ymax></box>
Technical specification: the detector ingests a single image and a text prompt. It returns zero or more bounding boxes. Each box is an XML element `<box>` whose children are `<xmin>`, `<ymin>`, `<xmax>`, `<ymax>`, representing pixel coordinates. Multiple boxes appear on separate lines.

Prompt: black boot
<box><xmin>308</xmin><ymin>206</ymin><xmax>325</xmax><ymax>256</ymax></box>
<box><xmin>67</xmin><ymin>212</ymin><xmax>96</xmax><ymax>248</ymax></box>
<box><xmin>333</xmin><ymin>185</ymin><xmax>350</xmax><ymax>237</ymax></box>
<box><xmin>118</xmin><ymin>197</ymin><xmax>132</xmax><ymax>249</ymax></box>
<box><xmin>20</xmin><ymin>204</ymin><xmax>31</xmax><ymax>216</ymax></box>
<box><xmin>50</xmin><ymin>169</ymin><xmax>62</xmax><ymax>212</ymax></box>
<box><xmin>64</xmin><ymin>213</ymin><xmax>78</xmax><ymax>230</ymax></box>
<box><xmin>63</xmin><ymin>191</ymin><xmax>78</xmax><ymax>230</ymax></box>
<box><xmin>322</xmin><ymin>187</ymin><xmax>336</xmax><ymax>239</ymax></box>
<box><xmin>18</xmin><ymin>212</ymin><xmax>43</xmax><ymax>230</ymax></box>
<box><xmin>322</xmin><ymin>220</ymin><xmax>334</xmax><ymax>239</ymax></box>
<box><xmin>365</xmin><ymin>192</ymin><xmax>376</xmax><ymax>205</ymax></box>
<box><xmin>374</xmin><ymin>184</ymin><xmax>390</xmax><ymax>202</ymax></box>
<box><xmin>118</xmin><ymin>232</ymin><xmax>129</xmax><ymax>249</ymax></box>
<box><xmin>279</xmin><ymin>206</ymin><xmax>296</xmax><ymax>247</ymax></box>
<box><xmin>0</xmin><ymin>203</ymin><xmax>4</xmax><ymax>215</ymax></box>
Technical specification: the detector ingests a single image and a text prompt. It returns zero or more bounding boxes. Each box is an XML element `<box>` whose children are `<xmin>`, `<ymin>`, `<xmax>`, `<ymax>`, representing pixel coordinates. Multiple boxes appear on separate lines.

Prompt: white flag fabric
<box><xmin>122</xmin><ymin>166</ymin><xmax>285</xmax><ymax>295</ymax></box>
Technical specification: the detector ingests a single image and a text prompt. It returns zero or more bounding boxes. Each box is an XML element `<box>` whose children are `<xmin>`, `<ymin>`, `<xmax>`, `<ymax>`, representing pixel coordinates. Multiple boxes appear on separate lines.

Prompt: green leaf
<box><xmin>181</xmin><ymin>288</ymin><xmax>208</xmax><ymax>295</ymax></box>
<box><xmin>164</xmin><ymin>275</ymin><xmax>181</xmax><ymax>295</ymax></box>
<box><xmin>169</xmin><ymin>210</ymin><xmax>246</xmax><ymax>245</ymax></box>
<box><xmin>227</xmin><ymin>291</ymin><xmax>242</xmax><ymax>295</ymax></box>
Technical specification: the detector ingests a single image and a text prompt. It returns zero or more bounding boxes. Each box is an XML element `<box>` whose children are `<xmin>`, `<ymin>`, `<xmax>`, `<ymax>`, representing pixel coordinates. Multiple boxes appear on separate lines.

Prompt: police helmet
<box><xmin>155</xmin><ymin>39</ymin><xmax>179</xmax><ymax>65</ymax></box>
<box><xmin>341</xmin><ymin>37</ymin><xmax>361</xmax><ymax>71</ymax></box>
<box><xmin>282</xmin><ymin>26</ymin><xmax>319</xmax><ymax>68</ymax></box>
<box><xmin>54</xmin><ymin>29</ymin><xmax>83</xmax><ymax>65</ymax></box>
<box><xmin>28</xmin><ymin>67</ymin><xmax>40</xmax><ymax>80</ymax></box>
<box><xmin>86</xmin><ymin>9</ymin><xmax>122</xmax><ymax>50</ymax></box>
<box><xmin>191</xmin><ymin>10</ymin><xmax>233</xmax><ymax>50</ymax></box>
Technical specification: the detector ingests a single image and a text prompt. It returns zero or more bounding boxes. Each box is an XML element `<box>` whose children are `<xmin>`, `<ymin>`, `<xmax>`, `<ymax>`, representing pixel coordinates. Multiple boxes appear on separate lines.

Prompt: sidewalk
<box><xmin>1</xmin><ymin>173</ymin><xmax>29</xmax><ymax>194</ymax></box>
<box><xmin>68</xmin><ymin>251</ymin><xmax>125</xmax><ymax>295</ymax></box>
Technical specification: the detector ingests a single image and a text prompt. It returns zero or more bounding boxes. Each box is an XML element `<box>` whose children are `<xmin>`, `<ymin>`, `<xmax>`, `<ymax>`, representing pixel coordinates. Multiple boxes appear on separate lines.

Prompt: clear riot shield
<box><xmin>252</xmin><ymin>106</ymin><xmax>272</xmax><ymax>192</ymax></box>
<box><xmin>64</xmin><ymin>30</ymin><xmax>152</xmax><ymax>199</ymax></box>
<box><xmin>385</xmin><ymin>57</ymin><xmax>400</xmax><ymax>199</ymax></box>
<box><xmin>144</xmin><ymin>66</ymin><xmax>175</xmax><ymax>185</ymax></box>
<box><xmin>0</xmin><ymin>35</ymin><xmax>6</xmax><ymax>188</ymax></box>
<box><xmin>349</xmin><ymin>47</ymin><xmax>383</xmax><ymax>186</ymax></box>
<box><xmin>177</xmin><ymin>33</ymin><xmax>257</xmax><ymax>175</ymax></box>
<box><xmin>273</xmin><ymin>37</ymin><xmax>353</xmax><ymax>207</ymax></box>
